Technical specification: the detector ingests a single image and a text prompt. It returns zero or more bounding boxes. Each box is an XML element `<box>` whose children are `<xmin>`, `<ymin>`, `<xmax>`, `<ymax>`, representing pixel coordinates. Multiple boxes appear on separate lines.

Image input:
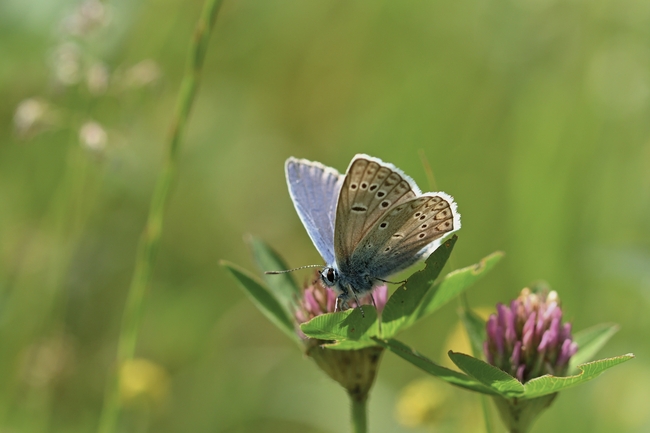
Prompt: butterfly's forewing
<box><xmin>334</xmin><ymin>155</ymin><xmax>419</xmax><ymax>263</ymax></box>
<box><xmin>355</xmin><ymin>192</ymin><xmax>460</xmax><ymax>277</ymax></box>
<box><xmin>286</xmin><ymin>157</ymin><xmax>344</xmax><ymax>265</ymax></box>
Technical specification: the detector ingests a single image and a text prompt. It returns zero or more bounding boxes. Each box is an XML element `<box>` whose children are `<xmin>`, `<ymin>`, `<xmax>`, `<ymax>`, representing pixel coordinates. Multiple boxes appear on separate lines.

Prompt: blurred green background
<box><xmin>1</xmin><ymin>0</ymin><xmax>649</xmax><ymax>432</ymax></box>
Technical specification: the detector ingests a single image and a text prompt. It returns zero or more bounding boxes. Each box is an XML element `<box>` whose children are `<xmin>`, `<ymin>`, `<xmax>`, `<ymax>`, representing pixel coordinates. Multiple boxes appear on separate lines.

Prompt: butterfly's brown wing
<box><xmin>333</xmin><ymin>155</ymin><xmax>419</xmax><ymax>265</ymax></box>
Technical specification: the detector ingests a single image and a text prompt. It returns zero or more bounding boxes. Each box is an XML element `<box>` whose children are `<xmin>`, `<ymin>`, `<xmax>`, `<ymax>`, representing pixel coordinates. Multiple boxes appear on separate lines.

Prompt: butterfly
<box><xmin>278</xmin><ymin>154</ymin><xmax>460</xmax><ymax>312</ymax></box>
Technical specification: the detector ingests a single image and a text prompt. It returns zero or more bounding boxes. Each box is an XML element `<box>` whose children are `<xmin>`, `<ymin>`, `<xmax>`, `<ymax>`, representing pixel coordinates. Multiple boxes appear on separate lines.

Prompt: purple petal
<box><xmin>511</xmin><ymin>341</ymin><xmax>522</xmax><ymax>368</ymax></box>
<box><xmin>538</xmin><ymin>329</ymin><xmax>551</xmax><ymax>352</ymax></box>
<box><xmin>486</xmin><ymin>315</ymin><xmax>498</xmax><ymax>342</ymax></box>
<box><xmin>516</xmin><ymin>364</ymin><xmax>526</xmax><ymax>382</ymax></box>
<box><xmin>557</xmin><ymin>340</ymin><xmax>579</xmax><ymax>366</ymax></box>
<box><xmin>504</xmin><ymin>302</ymin><xmax>517</xmax><ymax>345</ymax></box>
<box><xmin>497</xmin><ymin>303</ymin><xmax>509</xmax><ymax>326</ymax></box>
<box><xmin>522</xmin><ymin>311</ymin><xmax>537</xmax><ymax>349</ymax></box>
<box><xmin>295</xmin><ymin>310</ymin><xmax>308</xmax><ymax>324</ymax></box>
<box><xmin>374</xmin><ymin>285</ymin><xmax>388</xmax><ymax>312</ymax></box>
<box><xmin>484</xmin><ymin>341</ymin><xmax>493</xmax><ymax>364</ymax></box>
<box><xmin>559</xmin><ymin>322</ymin><xmax>572</xmax><ymax>342</ymax></box>
<box><xmin>547</xmin><ymin>317</ymin><xmax>560</xmax><ymax>348</ymax></box>
<box><xmin>495</xmin><ymin>323</ymin><xmax>504</xmax><ymax>357</ymax></box>
<box><xmin>326</xmin><ymin>288</ymin><xmax>337</xmax><ymax>312</ymax></box>
<box><xmin>304</xmin><ymin>290</ymin><xmax>321</xmax><ymax>314</ymax></box>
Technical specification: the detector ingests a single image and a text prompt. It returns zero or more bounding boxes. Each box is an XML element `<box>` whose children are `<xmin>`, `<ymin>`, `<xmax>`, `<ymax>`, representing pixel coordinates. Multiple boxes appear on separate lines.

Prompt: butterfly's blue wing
<box><xmin>285</xmin><ymin>157</ymin><xmax>343</xmax><ymax>265</ymax></box>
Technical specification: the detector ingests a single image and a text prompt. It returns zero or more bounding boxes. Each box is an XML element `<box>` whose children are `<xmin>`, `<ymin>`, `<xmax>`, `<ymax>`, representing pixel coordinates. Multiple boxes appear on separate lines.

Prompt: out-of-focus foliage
<box><xmin>1</xmin><ymin>0</ymin><xmax>648</xmax><ymax>432</ymax></box>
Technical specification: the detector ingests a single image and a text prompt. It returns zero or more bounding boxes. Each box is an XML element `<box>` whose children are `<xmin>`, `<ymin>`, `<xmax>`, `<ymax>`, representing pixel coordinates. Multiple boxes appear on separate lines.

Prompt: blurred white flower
<box><xmin>13</xmin><ymin>98</ymin><xmax>56</xmax><ymax>138</ymax></box>
<box><xmin>20</xmin><ymin>333</ymin><xmax>76</xmax><ymax>389</ymax></box>
<box><xmin>123</xmin><ymin>59</ymin><xmax>161</xmax><ymax>89</ymax></box>
<box><xmin>79</xmin><ymin>121</ymin><xmax>108</xmax><ymax>152</ymax></box>
<box><xmin>86</xmin><ymin>62</ymin><xmax>110</xmax><ymax>95</ymax></box>
<box><xmin>52</xmin><ymin>42</ymin><xmax>82</xmax><ymax>86</ymax></box>
<box><xmin>62</xmin><ymin>0</ymin><xmax>110</xmax><ymax>36</ymax></box>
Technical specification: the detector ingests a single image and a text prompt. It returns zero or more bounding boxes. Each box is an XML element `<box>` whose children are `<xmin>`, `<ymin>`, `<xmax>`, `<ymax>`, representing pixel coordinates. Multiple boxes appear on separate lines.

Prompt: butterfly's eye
<box><xmin>321</xmin><ymin>267</ymin><xmax>337</xmax><ymax>286</ymax></box>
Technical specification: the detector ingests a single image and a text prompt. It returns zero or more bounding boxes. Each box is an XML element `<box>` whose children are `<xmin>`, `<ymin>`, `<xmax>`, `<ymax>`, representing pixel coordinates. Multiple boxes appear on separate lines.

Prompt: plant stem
<box><xmin>458</xmin><ymin>295</ymin><xmax>493</xmax><ymax>433</ymax></box>
<box><xmin>479</xmin><ymin>395</ymin><xmax>494</xmax><ymax>433</ymax></box>
<box><xmin>350</xmin><ymin>395</ymin><xmax>368</xmax><ymax>433</ymax></box>
<box><xmin>96</xmin><ymin>1</ymin><xmax>224</xmax><ymax>432</ymax></box>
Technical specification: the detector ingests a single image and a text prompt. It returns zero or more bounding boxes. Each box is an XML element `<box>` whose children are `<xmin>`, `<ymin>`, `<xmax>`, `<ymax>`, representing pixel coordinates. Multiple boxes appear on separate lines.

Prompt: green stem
<box><xmin>96</xmin><ymin>1</ymin><xmax>225</xmax><ymax>432</ymax></box>
<box><xmin>479</xmin><ymin>395</ymin><xmax>494</xmax><ymax>433</ymax></box>
<box><xmin>458</xmin><ymin>295</ymin><xmax>493</xmax><ymax>433</ymax></box>
<box><xmin>350</xmin><ymin>395</ymin><xmax>368</xmax><ymax>433</ymax></box>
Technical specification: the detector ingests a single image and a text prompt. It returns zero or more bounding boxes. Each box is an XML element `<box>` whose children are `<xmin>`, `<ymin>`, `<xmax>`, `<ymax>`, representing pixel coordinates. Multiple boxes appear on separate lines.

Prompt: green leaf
<box><xmin>448</xmin><ymin>351</ymin><xmax>525</xmax><ymax>397</ymax></box>
<box><xmin>446</xmin><ymin>350</ymin><xmax>635</xmax><ymax>399</ymax></box>
<box><xmin>569</xmin><ymin>323</ymin><xmax>619</xmax><ymax>373</ymax></box>
<box><xmin>221</xmin><ymin>260</ymin><xmax>299</xmax><ymax>343</ymax></box>
<box><xmin>300</xmin><ymin>306</ymin><xmax>379</xmax><ymax>342</ymax></box>
<box><xmin>246</xmin><ymin>235</ymin><xmax>300</xmax><ymax>315</ymax></box>
<box><xmin>383</xmin><ymin>248</ymin><xmax>503</xmax><ymax>338</ymax></box>
<box><xmin>374</xmin><ymin>338</ymin><xmax>498</xmax><ymax>395</ymax></box>
<box><xmin>417</xmin><ymin>252</ymin><xmax>503</xmax><ymax>320</ymax></box>
<box><xmin>459</xmin><ymin>307</ymin><xmax>487</xmax><ymax>358</ymax></box>
<box><xmin>523</xmin><ymin>354</ymin><xmax>635</xmax><ymax>398</ymax></box>
<box><xmin>381</xmin><ymin>236</ymin><xmax>457</xmax><ymax>336</ymax></box>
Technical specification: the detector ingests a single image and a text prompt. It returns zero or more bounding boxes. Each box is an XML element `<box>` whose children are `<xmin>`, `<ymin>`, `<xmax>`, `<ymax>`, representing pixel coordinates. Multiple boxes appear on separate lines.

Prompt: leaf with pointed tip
<box><xmin>246</xmin><ymin>235</ymin><xmax>300</xmax><ymax>315</ymax></box>
<box><xmin>373</xmin><ymin>338</ymin><xmax>499</xmax><ymax>395</ymax></box>
<box><xmin>448</xmin><ymin>351</ymin><xmax>525</xmax><ymax>397</ymax></box>
<box><xmin>382</xmin><ymin>249</ymin><xmax>503</xmax><ymax>338</ymax></box>
<box><xmin>446</xmin><ymin>350</ymin><xmax>635</xmax><ymax>399</ymax></box>
<box><xmin>381</xmin><ymin>236</ymin><xmax>457</xmax><ymax>336</ymax></box>
<box><xmin>569</xmin><ymin>323</ymin><xmax>619</xmax><ymax>373</ymax></box>
<box><xmin>300</xmin><ymin>306</ymin><xmax>379</xmax><ymax>342</ymax></box>
<box><xmin>459</xmin><ymin>307</ymin><xmax>487</xmax><ymax>358</ymax></box>
<box><xmin>221</xmin><ymin>260</ymin><xmax>299</xmax><ymax>344</ymax></box>
<box><xmin>523</xmin><ymin>354</ymin><xmax>635</xmax><ymax>398</ymax></box>
<box><xmin>416</xmin><ymin>252</ymin><xmax>503</xmax><ymax>320</ymax></box>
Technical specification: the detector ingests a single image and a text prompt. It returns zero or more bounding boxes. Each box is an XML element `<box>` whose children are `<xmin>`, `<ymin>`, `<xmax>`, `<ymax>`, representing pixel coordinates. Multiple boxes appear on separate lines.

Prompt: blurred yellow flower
<box><xmin>119</xmin><ymin>358</ymin><xmax>170</xmax><ymax>406</ymax></box>
<box><xmin>394</xmin><ymin>378</ymin><xmax>448</xmax><ymax>428</ymax></box>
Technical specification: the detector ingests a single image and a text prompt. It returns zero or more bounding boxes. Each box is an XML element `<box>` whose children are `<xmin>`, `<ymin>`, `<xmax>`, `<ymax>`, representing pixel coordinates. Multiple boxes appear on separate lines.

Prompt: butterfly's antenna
<box><xmin>265</xmin><ymin>264</ymin><xmax>322</xmax><ymax>275</ymax></box>
<box><xmin>375</xmin><ymin>277</ymin><xmax>406</xmax><ymax>285</ymax></box>
<box><xmin>418</xmin><ymin>149</ymin><xmax>438</xmax><ymax>191</ymax></box>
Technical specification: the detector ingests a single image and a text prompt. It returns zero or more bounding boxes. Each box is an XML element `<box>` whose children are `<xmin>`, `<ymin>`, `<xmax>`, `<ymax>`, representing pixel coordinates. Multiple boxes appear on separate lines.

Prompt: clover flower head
<box><xmin>484</xmin><ymin>287</ymin><xmax>578</xmax><ymax>383</ymax></box>
<box><xmin>294</xmin><ymin>273</ymin><xmax>388</xmax><ymax>329</ymax></box>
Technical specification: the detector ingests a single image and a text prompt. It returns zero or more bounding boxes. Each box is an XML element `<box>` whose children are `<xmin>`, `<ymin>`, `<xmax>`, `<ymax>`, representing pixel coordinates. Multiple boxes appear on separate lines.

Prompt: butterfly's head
<box><xmin>319</xmin><ymin>266</ymin><xmax>339</xmax><ymax>289</ymax></box>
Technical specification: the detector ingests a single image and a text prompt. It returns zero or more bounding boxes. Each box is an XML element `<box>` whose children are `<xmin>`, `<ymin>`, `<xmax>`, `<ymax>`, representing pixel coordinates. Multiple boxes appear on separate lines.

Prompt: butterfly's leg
<box><xmin>348</xmin><ymin>287</ymin><xmax>365</xmax><ymax>318</ymax></box>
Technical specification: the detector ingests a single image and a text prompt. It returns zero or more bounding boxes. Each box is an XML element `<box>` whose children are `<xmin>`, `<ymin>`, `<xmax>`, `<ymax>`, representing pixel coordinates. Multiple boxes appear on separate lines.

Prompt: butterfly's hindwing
<box><xmin>352</xmin><ymin>193</ymin><xmax>458</xmax><ymax>278</ymax></box>
<box><xmin>334</xmin><ymin>156</ymin><xmax>418</xmax><ymax>264</ymax></box>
